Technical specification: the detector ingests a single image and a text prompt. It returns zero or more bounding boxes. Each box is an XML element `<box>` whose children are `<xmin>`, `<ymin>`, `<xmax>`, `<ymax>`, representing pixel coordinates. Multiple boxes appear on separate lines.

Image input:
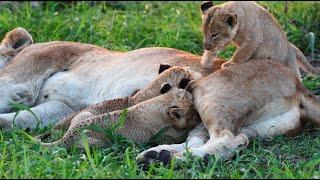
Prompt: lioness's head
<box><xmin>200</xmin><ymin>1</ymin><xmax>238</xmax><ymax>54</ymax></box>
<box><xmin>0</xmin><ymin>27</ymin><xmax>33</xmax><ymax>70</ymax></box>
<box><xmin>133</xmin><ymin>64</ymin><xmax>194</xmax><ymax>103</ymax></box>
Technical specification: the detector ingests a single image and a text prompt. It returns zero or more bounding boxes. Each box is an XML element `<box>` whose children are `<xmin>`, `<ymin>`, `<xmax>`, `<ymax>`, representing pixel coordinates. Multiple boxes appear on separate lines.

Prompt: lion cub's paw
<box><xmin>221</xmin><ymin>61</ymin><xmax>236</xmax><ymax>69</ymax></box>
<box><xmin>137</xmin><ymin>149</ymin><xmax>172</xmax><ymax>171</ymax></box>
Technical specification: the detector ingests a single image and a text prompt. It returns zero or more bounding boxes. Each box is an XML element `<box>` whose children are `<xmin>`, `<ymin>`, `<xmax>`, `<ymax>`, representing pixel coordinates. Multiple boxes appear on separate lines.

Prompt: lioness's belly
<box><xmin>38</xmin><ymin>51</ymin><xmax>181</xmax><ymax>111</ymax></box>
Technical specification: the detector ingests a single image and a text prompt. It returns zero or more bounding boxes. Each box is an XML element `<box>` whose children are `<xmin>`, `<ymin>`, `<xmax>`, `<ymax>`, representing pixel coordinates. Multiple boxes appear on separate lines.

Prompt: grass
<box><xmin>0</xmin><ymin>1</ymin><xmax>319</xmax><ymax>178</ymax></box>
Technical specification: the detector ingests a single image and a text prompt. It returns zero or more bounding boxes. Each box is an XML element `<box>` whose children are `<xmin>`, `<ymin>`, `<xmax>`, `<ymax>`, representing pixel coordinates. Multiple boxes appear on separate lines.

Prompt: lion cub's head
<box><xmin>200</xmin><ymin>1</ymin><xmax>238</xmax><ymax>55</ymax></box>
<box><xmin>133</xmin><ymin>64</ymin><xmax>194</xmax><ymax>103</ymax></box>
<box><xmin>0</xmin><ymin>27</ymin><xmax>33</xmax><ymax>70</ymax></box>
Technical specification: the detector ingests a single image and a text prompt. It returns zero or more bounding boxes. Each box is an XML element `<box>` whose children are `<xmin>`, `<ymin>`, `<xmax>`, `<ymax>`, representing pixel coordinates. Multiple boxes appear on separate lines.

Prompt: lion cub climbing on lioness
<box><xmin>200</xmin><ymin>1</ymin><xmax>319</xmax><ymax>78</ymax></box>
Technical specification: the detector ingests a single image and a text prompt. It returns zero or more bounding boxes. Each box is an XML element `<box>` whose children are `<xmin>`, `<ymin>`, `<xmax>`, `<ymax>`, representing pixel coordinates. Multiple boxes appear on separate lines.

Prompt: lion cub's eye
<box><xmin>211</xmin><ymin>33</ymin><xmax>219</xmax><ymax>38</ymax></box>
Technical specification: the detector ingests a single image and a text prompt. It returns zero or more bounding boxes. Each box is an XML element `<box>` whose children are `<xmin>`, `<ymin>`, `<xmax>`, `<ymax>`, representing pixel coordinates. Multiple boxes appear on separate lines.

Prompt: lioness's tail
<box><xmin>291</xmin><ymin>44</ymin><xmax>320</xmax><ymax>75</ymax></box>
<box><xmin>300</xmin><ymin>86</ymin><xmax>320</xmax><ymax>125</ymax></box>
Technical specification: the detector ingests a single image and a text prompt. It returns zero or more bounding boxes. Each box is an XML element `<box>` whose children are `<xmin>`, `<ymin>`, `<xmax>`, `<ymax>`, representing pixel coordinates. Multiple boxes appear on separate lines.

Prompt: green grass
<box><xmin>0</xmin><ymin>1</ymin><xmax>319</xmax><ymax>178</ymax></box>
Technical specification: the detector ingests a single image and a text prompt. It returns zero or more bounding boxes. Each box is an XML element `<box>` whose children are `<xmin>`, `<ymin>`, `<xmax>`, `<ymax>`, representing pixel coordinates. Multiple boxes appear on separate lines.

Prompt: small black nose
<box><xmin>203</xmin><ymin>42</ymin><xmax>211</xmax><ymax>50</ymax></box>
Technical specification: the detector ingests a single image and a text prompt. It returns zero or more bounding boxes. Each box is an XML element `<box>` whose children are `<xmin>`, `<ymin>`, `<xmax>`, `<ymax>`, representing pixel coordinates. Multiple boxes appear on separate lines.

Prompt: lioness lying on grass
<box><xmin>0</xmin><ymin>27</ymin><xmax>224</xmax><ymax>130</ymax></box>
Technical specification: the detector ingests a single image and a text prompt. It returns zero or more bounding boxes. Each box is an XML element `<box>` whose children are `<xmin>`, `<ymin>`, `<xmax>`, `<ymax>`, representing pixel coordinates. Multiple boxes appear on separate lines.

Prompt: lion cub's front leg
<box><xmin>222</xmin><ymin>31</ymin><xmax>263</xmax><ymax>69</ymax></box>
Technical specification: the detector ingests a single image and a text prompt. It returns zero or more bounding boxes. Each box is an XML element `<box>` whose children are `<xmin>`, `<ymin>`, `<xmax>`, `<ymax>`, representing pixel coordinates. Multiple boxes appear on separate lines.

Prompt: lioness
<box><xmin>200</xmin><ymin>1</ymin><xmax>319</xmax><ymax>79</ymax></box>
<box><xmin>0</xmin><ymin>27</ymin><xmax>225</xmax><ymax>129</ymax></box>
<box><xmin>137</xmin><ymin>59</ymin><xmax>320</xmax><ymax>165</ymax></box>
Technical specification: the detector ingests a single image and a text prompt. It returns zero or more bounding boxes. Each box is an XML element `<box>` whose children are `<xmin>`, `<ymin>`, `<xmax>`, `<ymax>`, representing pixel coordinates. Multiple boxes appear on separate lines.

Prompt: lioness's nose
<box><xmin>203</xmin><ymin>42</ymin><xmax>211</xmax><ymax>50</ymax></box>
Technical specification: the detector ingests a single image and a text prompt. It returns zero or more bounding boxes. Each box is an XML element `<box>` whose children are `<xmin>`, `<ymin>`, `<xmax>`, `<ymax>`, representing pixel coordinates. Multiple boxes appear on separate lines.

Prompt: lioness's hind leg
<box><xmin>173</xmin><ymin>107</ymin><xmax>300</xmax><ymax>161</ymax></box>
<box><xmin>241</xmin><ymin>106</ymin><xmax>301</xmax><ymax>139</ymax></box>
<box><xmin>0</xmin><ymin>101</ymin><xmax>74</xmax><ymax>130</ymax></box>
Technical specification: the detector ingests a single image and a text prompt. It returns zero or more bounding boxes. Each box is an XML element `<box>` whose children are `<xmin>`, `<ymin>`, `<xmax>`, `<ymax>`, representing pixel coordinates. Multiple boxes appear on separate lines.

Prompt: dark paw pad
<box><xmin>156</xmin><ymin>150</ymin><xmax>171</xmax><ymax>166</ymax></box>
<box><xmin>137</xmin><ymin>150</ymin><xmax>172</xmax><ymax>171</ymax></box>
<box><xmin>203</xmin><ymin>153</ymin><xmax>210</xmax><ymax>165</ymax></box>
<box><xmin>137</xmin><ymin>158</ymin><xmax>152</xmax><ymax>171</ymax></box>
<box><xmin>144</xmin><ymin>150</ymin><xmax>158</xmax><ymax>159</ymax></box>
<box><xmin>137</xmin><ymin>151</ymin><xmax>159</xmax><ymax>171</ymax></box>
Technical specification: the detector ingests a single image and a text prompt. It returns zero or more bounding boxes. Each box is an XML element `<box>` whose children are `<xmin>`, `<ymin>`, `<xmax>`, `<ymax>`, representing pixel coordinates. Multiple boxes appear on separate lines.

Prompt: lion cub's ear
<box><xmin>222</xmin><ymin>13</ymin><xmax>237</xmax><ymax>28</ymax></box>
<box><xmin>168</xmin><ymin>107</ymin><xmax>187</xmax><ymax>128</ymax></box>
<box><xmin>1</xmin><ymin>27</ymin><xmax>33</xmax><ymax>50</ymax></box>
<box><xmin>159</xmin><ymin>64</ymin><xmax>172</xmax><ymax>74</ymax></box>
<box><xmin>200</xmin><ymin>1</ymin><xmax>213</xmax><ymax>14</ymax></box>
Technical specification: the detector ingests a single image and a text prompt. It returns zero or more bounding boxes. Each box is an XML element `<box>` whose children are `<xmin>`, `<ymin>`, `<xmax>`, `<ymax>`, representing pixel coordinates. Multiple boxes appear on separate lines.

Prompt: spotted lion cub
<box><xmin>37</xmin><ymin>89</ymin><xmax>199</xmax><ymax>148</ymax></box>
<box><xmin>200</xmin><ymin>1</ymin><xmax>319</xmax><ymax>79</ymax></box>
<box><xmin>35</xmin><ymin>65</ymin><xmax>200</xmax><ymax>147</ymax></box>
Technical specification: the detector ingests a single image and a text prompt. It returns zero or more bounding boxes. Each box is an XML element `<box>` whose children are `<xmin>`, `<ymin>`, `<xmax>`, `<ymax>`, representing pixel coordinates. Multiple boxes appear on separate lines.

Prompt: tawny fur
<box><xmin>37</xmin><ymin>89</ymin><xmax>200</xmax><ymax>148</ymax></box>
<box><xmin>39</xmin><ymin>66</ymin><xmax>196</xmax><ymax>136</ymax></box>
<box><xmin>137</xmin><ymin>59</ymin><xmax>320</xmax><ymax>163</ymax></box>
<box><xmin>0</xmin><ymin>27</ymin><xmax>226</xmax><ymax>129</ymax></box>
<box><xmin>0</xmin><ymin>27</ymin><xmax>33</xmax><ymax>69</ymax></box>
<box><xmin>200</xmin><ymin>1</ymin><xmax>320</xmax><ymax>78</ymax></box>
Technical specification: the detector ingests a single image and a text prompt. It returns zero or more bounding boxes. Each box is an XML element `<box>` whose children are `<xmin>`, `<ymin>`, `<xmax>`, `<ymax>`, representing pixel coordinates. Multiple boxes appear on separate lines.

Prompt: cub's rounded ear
<box><xmin>168</xmin><ymin>107</ymin><xmax>188</xmax><ymax>129</ymax></box>
<box><xmin>169</xmin><ymin>107</ymin><xmax>183</xmax><ymax>120</ymax></box>
<box><xmin>1</xmin><ymin>27</ymin><xmax>33</xmax><ymax>50</ymax></box>
<box><xmin>224</xmin><ymin>13</ymin><xmax>237</xmax><ymax>28</ymax></box>
<box><xmin>201</xmin><ymin>1</ymin><xmax>213</xmax><ymax>14</ymax></box>
<box><xmin>159</xmin><ymin>64</ymin><xmax>172</xmax><ymax>74</ymax></box>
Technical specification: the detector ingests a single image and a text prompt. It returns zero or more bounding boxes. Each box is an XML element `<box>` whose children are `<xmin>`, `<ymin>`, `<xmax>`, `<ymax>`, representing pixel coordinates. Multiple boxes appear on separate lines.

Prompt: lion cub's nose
<box><xmin>203</xmin><ymin>42</ymin><xmax>211</xmax><ymax>50</ymax></box>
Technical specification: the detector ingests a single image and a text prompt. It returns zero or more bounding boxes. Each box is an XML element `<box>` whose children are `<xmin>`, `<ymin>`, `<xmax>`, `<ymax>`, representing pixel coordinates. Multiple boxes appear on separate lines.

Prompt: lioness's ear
<box><xmin>224</xmin><ymin>13</ymin><xmax>237</xmax><ymax>28</ymax></box>
<box><xmin>159</xmin><ymin>64</ymin><xmax>172</xmax><ymax>74</ymax></box>
<box><xmin>201</xmin><ymin>1</ymin><xmax>213</xmax><ymax>14</ymax></box>
<box><xmin>1</xmin><ymin>27</ymin><xmax>33</xmax><ymax>50</ymax></box>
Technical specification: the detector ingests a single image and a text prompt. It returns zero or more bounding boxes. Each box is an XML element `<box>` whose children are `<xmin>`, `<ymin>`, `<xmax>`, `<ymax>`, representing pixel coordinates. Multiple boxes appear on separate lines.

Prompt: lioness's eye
<box><xmin>211</xmin><ymin>33</ymin><xmax>218</xmax><ymax>38</ymax></box>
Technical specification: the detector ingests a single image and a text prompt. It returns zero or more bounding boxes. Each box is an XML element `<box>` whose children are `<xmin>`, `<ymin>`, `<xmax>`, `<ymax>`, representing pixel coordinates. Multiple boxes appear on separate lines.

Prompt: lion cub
<box><xmin>35</xmin><ymin>65</ymin><xmax>200</xmax><ymax>147</ymax></box>
<box><xmin>37</xmin><ymin>89</ymin><xmax>199</xmax><ymax>148</ymax></box>
<box><xmin>38</xmin><ymin>65</ymin><xmax>196</xmax><ymax>134</ymax></box>
<box><xmin>200</xmin><ymin>1</ymin><xmax>319</xmax><ymax>79</ymax></box>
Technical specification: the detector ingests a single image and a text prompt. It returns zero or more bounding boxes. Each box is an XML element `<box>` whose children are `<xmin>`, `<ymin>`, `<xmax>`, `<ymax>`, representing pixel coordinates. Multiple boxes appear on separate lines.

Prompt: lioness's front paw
<box><xmin>137</xmin><ymin>149</ymin><xmax>172</xmax><ymax>171</ymax></box>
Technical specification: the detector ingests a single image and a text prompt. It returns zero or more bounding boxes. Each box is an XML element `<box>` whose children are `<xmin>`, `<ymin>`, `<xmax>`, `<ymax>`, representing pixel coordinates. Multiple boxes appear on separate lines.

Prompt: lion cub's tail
<box><xmin>300</xmin><ymin>86</ymin><xmax>320</xmax><ymax>125</ymax></box>
<box><xmin>291</xmin><ymin>44</ymin><xmax>320</xmax><ymax>76</ymax></box>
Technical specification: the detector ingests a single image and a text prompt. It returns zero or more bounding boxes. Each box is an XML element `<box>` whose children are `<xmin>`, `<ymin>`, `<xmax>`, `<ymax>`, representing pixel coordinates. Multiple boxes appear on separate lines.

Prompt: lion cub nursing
<box><xmin>200</xmin><ymin>1</ymin><xmax>320</xmax><ymax>79</ymax></box>
<box><xmin>36</xmin><ymin>67</ymin><xmax>200</xmax><ymax>147</ymax></box>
